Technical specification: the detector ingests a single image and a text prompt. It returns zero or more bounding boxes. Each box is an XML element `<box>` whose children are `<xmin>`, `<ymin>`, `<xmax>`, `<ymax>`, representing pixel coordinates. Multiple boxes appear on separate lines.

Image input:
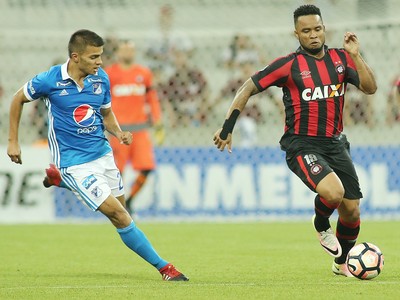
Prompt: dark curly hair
<box><xmin>293</xmin><ymin>5</ymin><xmax>322</xmax><ymax>25</ymax></box>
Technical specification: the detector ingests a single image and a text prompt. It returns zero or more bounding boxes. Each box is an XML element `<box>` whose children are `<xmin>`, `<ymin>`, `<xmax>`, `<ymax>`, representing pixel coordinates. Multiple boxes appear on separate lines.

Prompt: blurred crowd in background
<box><xmin>0</xmin><ymin>0</ymin><xmax>399</xmax><ymax>147</ymax></box>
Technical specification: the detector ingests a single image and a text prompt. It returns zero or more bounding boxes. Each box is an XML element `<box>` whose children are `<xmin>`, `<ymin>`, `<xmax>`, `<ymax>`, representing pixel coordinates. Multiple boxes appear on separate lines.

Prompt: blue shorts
<box><xmin>60</xmin><ymin>152</ymin><xmax>125</xmax><ymax>211</ymax></box>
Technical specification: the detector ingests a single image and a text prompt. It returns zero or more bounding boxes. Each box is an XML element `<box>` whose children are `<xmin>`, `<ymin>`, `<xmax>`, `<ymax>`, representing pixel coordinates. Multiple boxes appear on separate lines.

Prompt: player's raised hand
<box><xmin>343</xmin><ymin>32</ymin><xmax>360</xmax><ymax>56</ymax></box>
<box><xmin>7</xmin><ymin>141</ymin><xmax>22</xmax><ymax>164</ymax></box>
<box><xmin>213</xmin><ymin>128</ymin><xmax>233</xmax><ymax>153</ymax></box>
<box><xmin>118</xmin><ymin>131</ymin><xmax>133</xmax><ymax>145</ymax></box>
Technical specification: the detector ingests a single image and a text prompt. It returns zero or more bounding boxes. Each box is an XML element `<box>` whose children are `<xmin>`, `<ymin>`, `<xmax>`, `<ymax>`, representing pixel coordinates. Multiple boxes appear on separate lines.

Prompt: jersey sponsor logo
<box><xmin>73</xmin><ymin>104</ymin><xmax>96</xmax><ymax>127</ymax></box>
<box><xmin>92</xmin><ymin>83</ymin><xmax>102</xmax><ymax>95</ymax></box>
<box><xmin>301</xmin><ymin>83</ymin><xmax>345</xmax><ymax>101</ymax></box>
<box><xmin>77</xmin><ymin>126</ymin><xmax>98</xmax><ymax>134</ymax></box>
<box><xmin>112</xmin><ymin>83</ymin><xmax>146</xmax><ymax>97</ymax></box>
<box><xmin>56</xmin><ymin>81</ymin><xmax>72</xmax><ymax>87</ymax></box>
<box><xmin>82</xmin><ymin>174</ymin><xmax>97</xmax><ymax>190</ymax></box>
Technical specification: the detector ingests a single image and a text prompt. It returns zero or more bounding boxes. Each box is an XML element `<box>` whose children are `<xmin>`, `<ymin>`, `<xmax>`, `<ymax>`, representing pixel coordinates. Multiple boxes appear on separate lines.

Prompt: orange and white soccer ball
<box><xmin>346</xmin><ymin>242</ymin><xmax>384</xmax><ymax>280</ymax></box>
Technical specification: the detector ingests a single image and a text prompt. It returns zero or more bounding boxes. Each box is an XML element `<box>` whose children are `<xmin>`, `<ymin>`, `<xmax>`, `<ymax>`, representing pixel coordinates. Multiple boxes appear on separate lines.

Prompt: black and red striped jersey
<box><xmin>251</xmin><ymin>45</ymin><xmax>360</xmax><ymax>138</ymax></box>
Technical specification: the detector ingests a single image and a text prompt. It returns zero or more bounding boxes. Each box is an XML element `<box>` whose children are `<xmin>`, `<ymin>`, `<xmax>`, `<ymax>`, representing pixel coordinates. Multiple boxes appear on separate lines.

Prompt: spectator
<box><xmin>102</xmin><ymin>33</ymin><xmax>120</xmax><ymax>68</ymax></box>
<box><xmin>219</xmin><ymin>33</ymin><xmax>266</xmax><ymax>71</ymax></box>
<box><xmin>343</xmin><ymin>84</ymin><xmax>374</xmax><ymax>128</ymax></box>
<box><xmin>386</xmin><ymin>75</ymin><xmax>400</xmax><ymax>125</ymax></box>
<box><xmin>145</xmin><ymin>4</ymin><xmax>194</xmax><ymax>84</ymax></box>
<box><xmin>214</xmin><ymin>58</ymin><xmax>282</xmax><ymax>147</ymax></box>
<box><xmin>160</xmin><ymin>49</ymin><xmax>209</xmax><ymax>128</ymax></box>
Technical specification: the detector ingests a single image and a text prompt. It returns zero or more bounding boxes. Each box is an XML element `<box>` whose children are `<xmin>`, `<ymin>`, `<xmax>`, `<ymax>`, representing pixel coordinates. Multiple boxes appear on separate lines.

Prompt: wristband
<box><xmin>219</xmin><ymin>109</ymin><xmax>240</xmax><ymax>139</ymax></box>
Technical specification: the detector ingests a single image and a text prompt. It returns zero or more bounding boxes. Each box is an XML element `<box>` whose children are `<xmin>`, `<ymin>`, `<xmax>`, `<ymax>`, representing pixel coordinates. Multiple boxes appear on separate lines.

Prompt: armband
<box><xmin>219</xmin><ymin>109</ymin><xmax>240</xmax><ymax>139</ymax></box>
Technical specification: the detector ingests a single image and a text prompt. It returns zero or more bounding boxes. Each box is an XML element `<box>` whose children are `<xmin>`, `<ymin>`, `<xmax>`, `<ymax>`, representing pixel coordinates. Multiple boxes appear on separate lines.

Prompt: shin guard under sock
<box><xmin>335</xmin><ymin>217</ymin><xmax>360</xmax><ymax>264</ymax></box>
<box><xmin>314</xmin><ymin>195</ymin><xmax>339</xmax><ymax>232</ymax></box>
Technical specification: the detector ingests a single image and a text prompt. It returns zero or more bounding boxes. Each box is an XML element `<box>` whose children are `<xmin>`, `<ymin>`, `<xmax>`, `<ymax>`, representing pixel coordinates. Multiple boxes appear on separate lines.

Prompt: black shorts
<box><xmin>280</xmin><ymin>133</ymin><xmax>363</xmax><ymax>199</ymax></box>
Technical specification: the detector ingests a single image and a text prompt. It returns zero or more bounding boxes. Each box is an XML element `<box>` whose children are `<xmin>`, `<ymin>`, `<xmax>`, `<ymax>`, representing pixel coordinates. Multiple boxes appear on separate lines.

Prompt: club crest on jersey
<box><xmin>301</xmin><ymin>83</ymin><xmax>345</xmax><ymax>101</ymax></box>
<box><xmin>92</xmin><ymin>83</ymin><xmax>102</xmax><ymax>94</ymax></box>
<box><xmin>335</xmin><ymin>64</ymin><xmax>345</xmax><ymax>75</ymax></box>
<box><xmin>73</xmin><ymin>104</ymin><xmax>96</xmax><ymax>127</ymax></box>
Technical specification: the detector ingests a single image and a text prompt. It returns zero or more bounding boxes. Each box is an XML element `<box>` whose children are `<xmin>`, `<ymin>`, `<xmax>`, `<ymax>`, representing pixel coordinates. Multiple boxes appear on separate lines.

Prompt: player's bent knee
<box><xmin>98</xmin><ymin>196</ymin><xmax>132</xmax><ymax>228</ymax></box>
<box><xmin>320</xmin><ymin>188</ymin><xmax>345</xmax><ymax>204</ymax></box>
<box><xmin>316</xmin><ymin>174</ymin><xmax>345</xmax><ymax>203</ymax></box>
<box><xmin>106</xmin><ymin>208</ymin><xmax>132</xmax><ymax>228</ymax></box>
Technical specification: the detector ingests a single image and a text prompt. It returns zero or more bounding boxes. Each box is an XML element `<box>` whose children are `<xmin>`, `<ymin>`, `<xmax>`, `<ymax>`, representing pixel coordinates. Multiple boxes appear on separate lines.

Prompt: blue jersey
<box><xmin>24</xmin><ymin>61</ymin><xmax>112</xmax><ymax>168</ymax></box>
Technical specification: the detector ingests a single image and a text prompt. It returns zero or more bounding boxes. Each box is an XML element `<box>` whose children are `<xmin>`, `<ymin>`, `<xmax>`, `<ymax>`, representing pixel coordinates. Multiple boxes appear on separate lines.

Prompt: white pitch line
<box><xmin>1</xmin><ymin>281</ymin><xmax>399</xmax><ymax>290</ymax></box>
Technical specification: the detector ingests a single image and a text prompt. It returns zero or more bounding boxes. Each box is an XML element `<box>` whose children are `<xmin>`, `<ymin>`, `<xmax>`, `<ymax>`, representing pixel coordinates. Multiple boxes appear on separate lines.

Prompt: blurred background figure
<box><xmin>213</xmin><ymin>33</ymin><xmax>282</xmax><ymax>147</ymax></box>
<box><xmin>105</xmin><ymin>40</ymin><xmax>164</xmax><ymax>214</ymax></box>
<box><xmin>219</xmin><ymin>33</ymin><xmax>266</xmax><ymax>71</ymax></box>
<box><xmin>386</xmin><ymin>74</ymin><xmax>400</xmax><ymax>125</ymax></box>
<box><xmin>102</xmin><ymin>33</ymin><xmax>120</xmax><ymax>68</ymax></box>
<box><xmin>159</xmin><ymin>48</ymin><xmax>209</xmax><ymax>128</ymax></box>
<box><xmin>343</xmin><ymin>84</ymin><xmax>374</xmax><ymax>128</ymax></box>
<box><xmin>214</xmin><ymin>58</ymin><xmax>263</xmax><ymax>147</ymax></box>
<box><xmin>0</xmin><ymin>79</ymin><xmax>4</xmax><ymax>101</ymax></box>
<box><xmin>145</xmin><ymin>4</ymin><xmax>194</xmax><ymax>86</ymax></box>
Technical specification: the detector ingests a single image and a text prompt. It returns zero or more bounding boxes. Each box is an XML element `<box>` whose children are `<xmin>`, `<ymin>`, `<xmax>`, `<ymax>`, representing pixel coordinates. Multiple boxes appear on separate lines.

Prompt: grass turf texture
<box><xmin>0</xmin><ymin>221</ymin><xmax>399</xmax><ymax>300</ymax></box>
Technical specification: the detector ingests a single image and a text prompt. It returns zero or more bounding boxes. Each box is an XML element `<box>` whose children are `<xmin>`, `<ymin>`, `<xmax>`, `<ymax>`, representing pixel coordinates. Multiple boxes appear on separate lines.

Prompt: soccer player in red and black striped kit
<box><xmin>213</xmin><ymin>4</ymin><xmax>377</xmax><ymax>277</ymax></box>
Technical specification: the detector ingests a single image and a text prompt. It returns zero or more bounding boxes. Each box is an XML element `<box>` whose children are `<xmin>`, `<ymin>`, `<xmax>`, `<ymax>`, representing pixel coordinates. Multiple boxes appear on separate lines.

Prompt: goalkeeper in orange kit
<box><xmin>105</xmin><ymin>40</ymin><xmax>165</xmax><ymax>214</ymax></box>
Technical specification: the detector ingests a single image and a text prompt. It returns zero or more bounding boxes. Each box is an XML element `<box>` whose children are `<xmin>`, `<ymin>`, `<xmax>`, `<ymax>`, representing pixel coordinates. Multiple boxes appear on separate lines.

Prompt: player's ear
<box><xmin>71</xmin><ymin>52</ymin><xmax>79</xmax><ymax>63</ymax></box>
<box><xmin>293</xmin><ymin>30</ymin><xmax>299</xmax><ymax>40</ymax></box>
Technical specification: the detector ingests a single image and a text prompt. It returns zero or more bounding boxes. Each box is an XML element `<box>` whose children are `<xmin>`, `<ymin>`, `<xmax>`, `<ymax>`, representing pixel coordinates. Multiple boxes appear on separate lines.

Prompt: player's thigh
<box><xmin>326</xmin><ymin>148</ymin><xmax>363</xmax><ymax>199</ymax></box>
<box><xmin>103</xmin><ymin>152</ymin><xmax>125</xmax><ymax>198</ymax></box>
<box><xmin>61</xmin><ymin>153</ymin><xmax>125</xmax><ymax>211</ymax></box>
<box><xmin>286</xmin><ymin>151</ymin><xmax>333</xmax><ymax>192</ymax></box>
<box><xmin>315</xmin><ymin>172</ymin><xmax>345</xmax><ymax>201</ymax></box>
<box><xmin>61</xmin><ymin>161</ymin><xmax>112</xmax><ymax>211</ymax></box>
<box><xmin>131</xmin><ymin>131</ymin><xmax>156</xmax><ymax>170</ymax></box>
<box><xmin>109</xmin><ymin>135</ymin><xmax>131</xmax><ymax>172</ymax></box>
<box><xmin>98</xmin><ymin>194</ymin><xmax>131</xmax><ymax>228</ymax></box>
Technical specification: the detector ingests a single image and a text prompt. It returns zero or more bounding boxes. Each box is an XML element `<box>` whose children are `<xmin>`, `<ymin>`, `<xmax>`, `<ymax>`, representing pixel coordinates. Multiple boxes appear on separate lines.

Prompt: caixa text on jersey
<box><xmin>301</xmin><ymin>83</ymin><xmax>345</xmax><ymax>101</ymax></box>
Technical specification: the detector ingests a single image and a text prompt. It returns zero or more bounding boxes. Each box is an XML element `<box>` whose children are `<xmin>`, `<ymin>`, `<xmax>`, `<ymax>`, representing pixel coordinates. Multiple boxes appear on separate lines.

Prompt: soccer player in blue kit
<box><xmin>7</xmin><ymin>29</ymin><xmax>188</xmax><ymax>281</ymax></box>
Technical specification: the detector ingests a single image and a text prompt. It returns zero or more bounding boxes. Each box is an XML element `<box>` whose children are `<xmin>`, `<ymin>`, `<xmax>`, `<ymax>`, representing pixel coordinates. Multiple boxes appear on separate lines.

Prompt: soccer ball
<box><xmin>346</xmin><ymin>242</ymin><xmax>384</xmax><ymax>280</ymax></box>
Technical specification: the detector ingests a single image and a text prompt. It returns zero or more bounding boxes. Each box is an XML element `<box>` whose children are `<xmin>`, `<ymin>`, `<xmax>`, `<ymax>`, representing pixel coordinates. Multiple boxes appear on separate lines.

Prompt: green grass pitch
<box><xmin>0</xmin><ymin>221</ymin><xmax>399</xmax><ymax>299</ymax></box>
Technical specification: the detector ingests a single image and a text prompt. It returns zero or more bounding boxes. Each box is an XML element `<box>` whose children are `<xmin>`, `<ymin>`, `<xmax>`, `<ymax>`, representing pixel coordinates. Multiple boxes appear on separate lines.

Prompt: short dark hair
<box><xmin>68</xmin><ymin>29</ymin><xmax>104</xmax><ymax>57</ymax></box>
<box><xmin>293</xmin><ymin>5</ymin><xmax>322</xmax><ymax>25</ymax></box>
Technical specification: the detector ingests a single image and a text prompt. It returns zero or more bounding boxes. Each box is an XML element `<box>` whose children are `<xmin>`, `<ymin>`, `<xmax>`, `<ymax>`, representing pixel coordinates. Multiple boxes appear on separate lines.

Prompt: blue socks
<box><xmin>117</xmin><ymin>221</ymin><xmax>168</xmax><ymax>270</ymax></box>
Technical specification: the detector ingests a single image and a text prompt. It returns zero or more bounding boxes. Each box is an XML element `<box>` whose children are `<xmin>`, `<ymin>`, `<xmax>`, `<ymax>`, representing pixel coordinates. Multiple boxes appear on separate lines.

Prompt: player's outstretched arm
<box><xmin>213</xmin><ymin>78</ymin><xmax>259</xmax><ymax>153</ymax></box>
<box><xmin>8</xmin><ymin>87</ymin><xmax>30</xmax><ymax>164</ymax></box>
<box><xmin>101</xmin><ymin>107</ymin><xmax>132</xmax><ymax>145</ymax></box>
<box><xmin>343</xmin><ymin>32</ymin><xmax>377</xmax><ymax>95</ymax></box>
